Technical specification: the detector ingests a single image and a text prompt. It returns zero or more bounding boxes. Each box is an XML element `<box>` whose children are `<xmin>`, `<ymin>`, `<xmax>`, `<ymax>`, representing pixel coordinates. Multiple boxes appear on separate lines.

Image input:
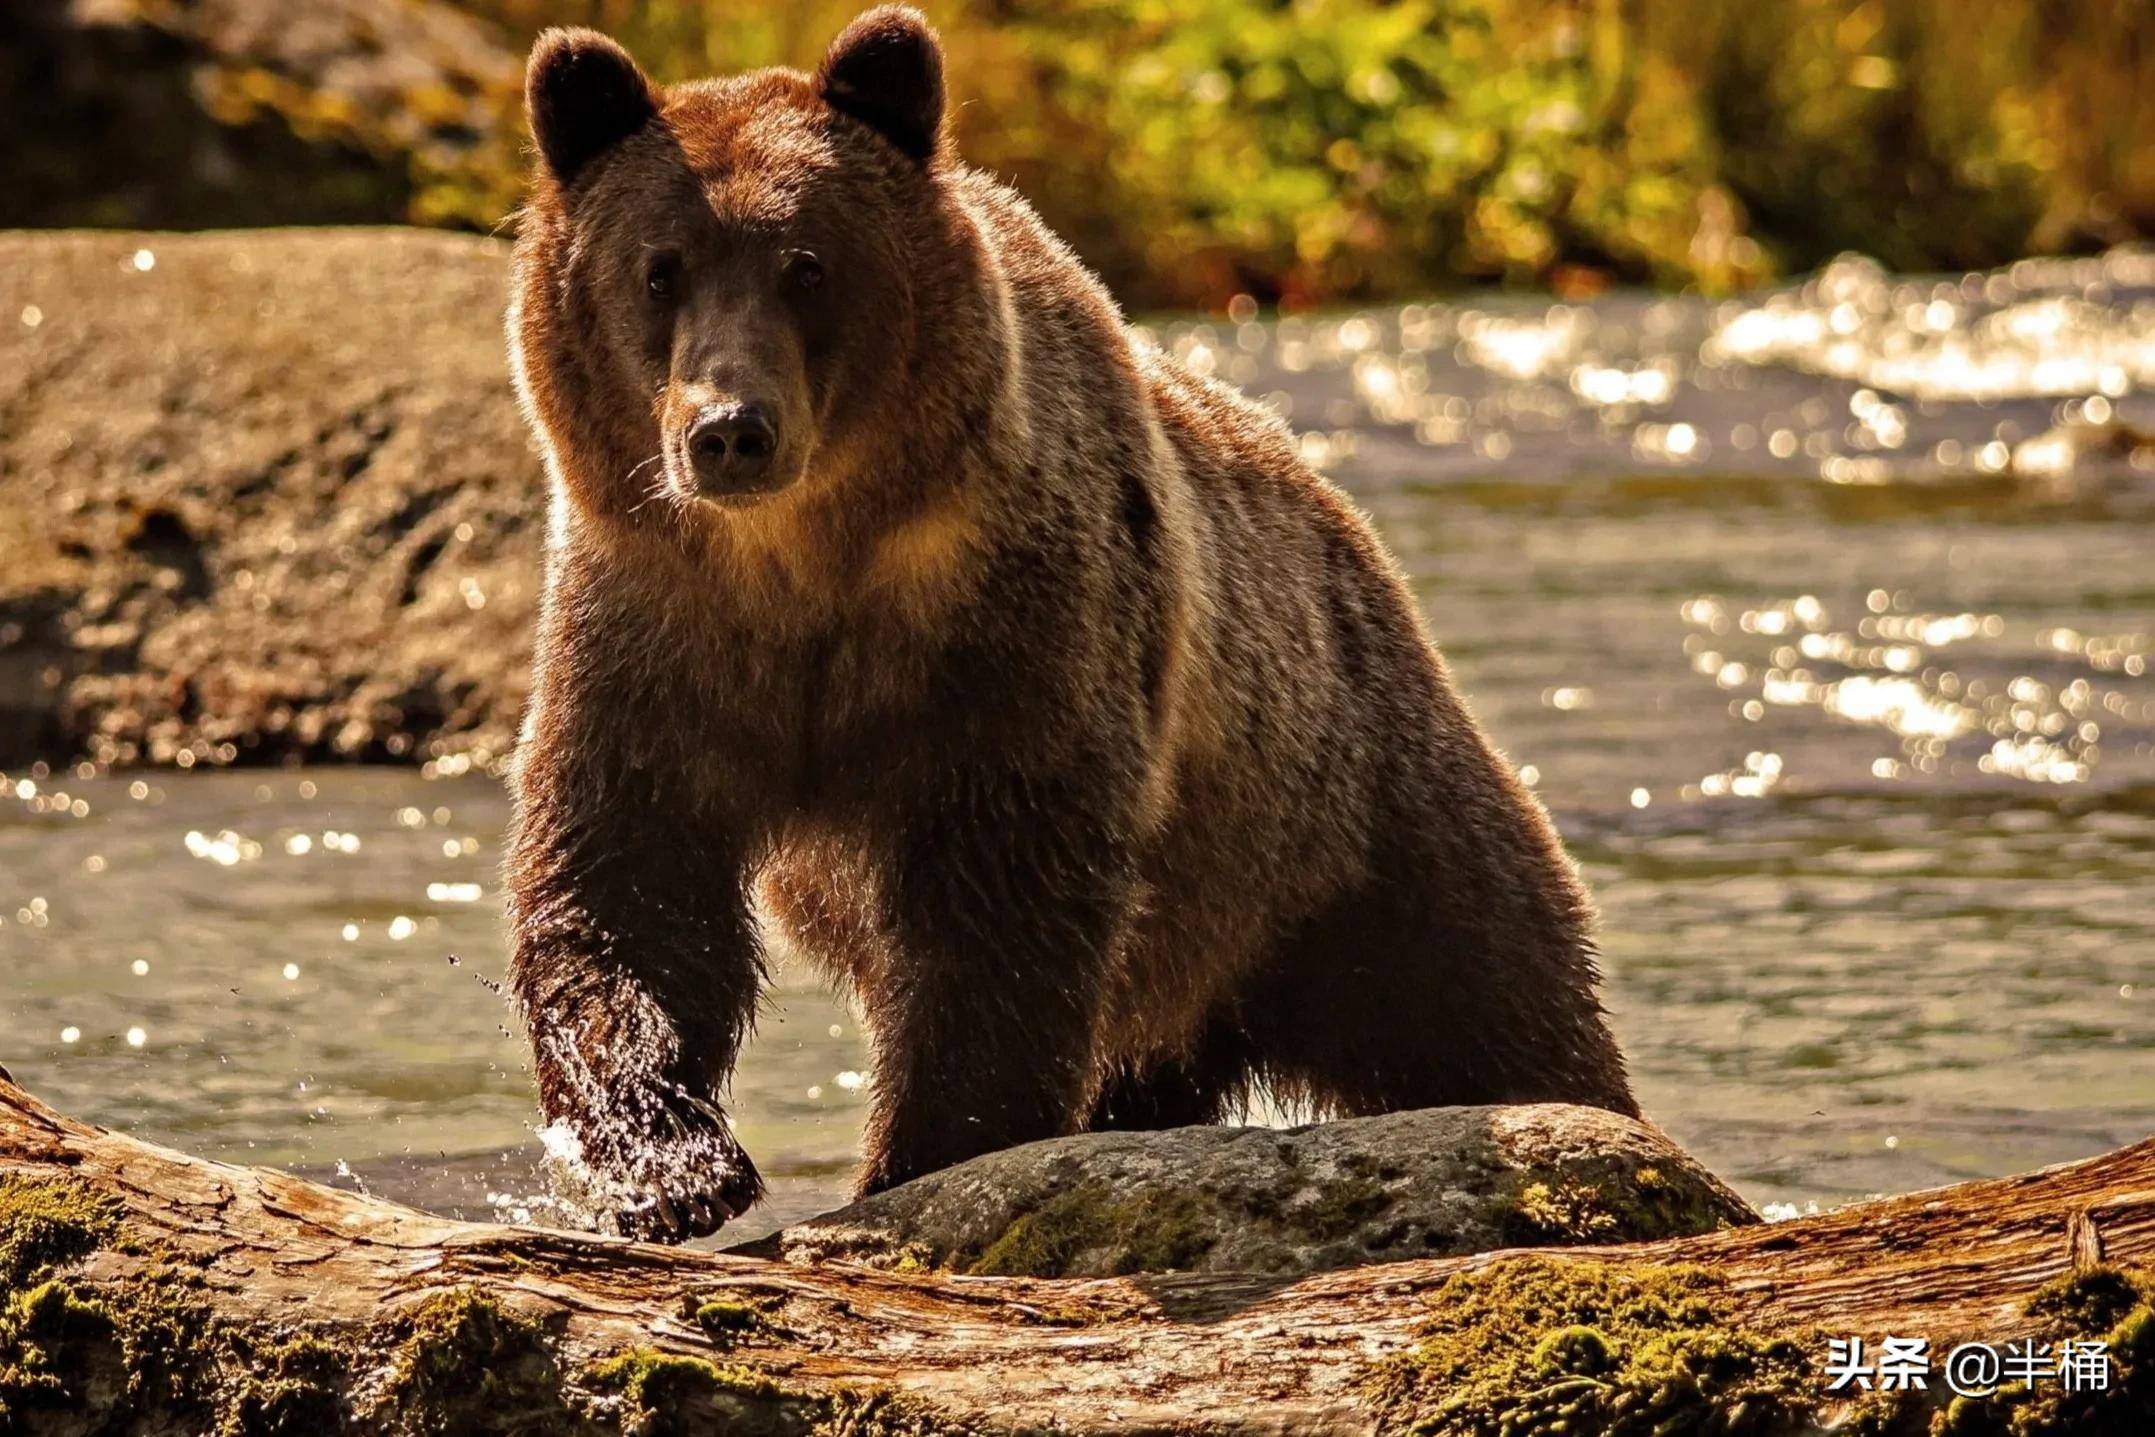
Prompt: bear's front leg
<box><xmin>855</xmin><ymin>769</ymin><xmax>1134</xmax><ymax>1196</ymax></box>
<box><xmin>506</xmin><ymin>767</ymin><xmax>765</xmax><ymax>1243</ymax></box>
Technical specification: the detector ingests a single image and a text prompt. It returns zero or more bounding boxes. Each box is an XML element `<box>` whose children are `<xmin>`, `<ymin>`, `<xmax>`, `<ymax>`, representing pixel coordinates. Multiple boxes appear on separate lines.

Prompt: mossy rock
<box><xmin>1363</xmin><ymin>1257</ymin><xmax>1820</xmax><ymax>1435</ymax></box>
<box><xmin>0</xmin><ymin>1174</ymin><xmax>125</xmax><ymax>1290</ymax></box>
<box><xmin>1927</xmin><ymin>1266</ymin><xmax>2155</xmax><ymax>1437</ymax></box>
<box><xmin>737</xmin><ymin>1103</ymin><xmax>1756</xmax><ymax>1279</ymax></box>
<box><xmin>1364</xmin><ymin>1259</ymin><xmax>2155</xmax><ymax>1437</ymax></box>
<box><xmin>376</xmin><ymin>1288</ymin><xmax>581</xmax><ymax>1435</ymax></box>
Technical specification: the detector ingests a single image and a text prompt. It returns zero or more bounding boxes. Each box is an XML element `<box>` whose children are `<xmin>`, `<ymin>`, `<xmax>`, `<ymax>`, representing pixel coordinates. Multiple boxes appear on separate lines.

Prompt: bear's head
<box><xmin>511</xmin><ymin>7</ymin><xmax>995</xmax><ymax>527</ymax></box>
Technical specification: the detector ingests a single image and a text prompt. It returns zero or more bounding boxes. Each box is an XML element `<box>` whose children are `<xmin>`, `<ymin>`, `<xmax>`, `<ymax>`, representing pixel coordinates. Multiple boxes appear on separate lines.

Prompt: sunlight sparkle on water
<box><xmin>1679</xmin><ymin>588</ymin><xmax>2134</xmax><ymax>790</ymax></box>
<box><xmin>1148</xmin><ymin>250</ymin><xmax>2149</xmax><ymax>489</ymax></box>
<box><xmin>184</xmin><ymin>829</ymin><xmax>261</xmax><ymax>865</ymax></box>
<box><xmin>1708</xmin><ymin>253</ymin><xmax>2155</xmax><ymax>403</ymax></box>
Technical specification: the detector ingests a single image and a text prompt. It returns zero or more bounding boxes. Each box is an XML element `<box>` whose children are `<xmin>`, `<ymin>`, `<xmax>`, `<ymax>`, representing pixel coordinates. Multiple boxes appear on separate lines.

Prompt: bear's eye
<box><xmin>783</xmin><ymin>249</ymin><xmax>825</xmax><ymax>292</ymax></box>
<box><xmin>644</xmin><ymin>253</ymin><xmax>682</xmax><ymax>304</ymax></box>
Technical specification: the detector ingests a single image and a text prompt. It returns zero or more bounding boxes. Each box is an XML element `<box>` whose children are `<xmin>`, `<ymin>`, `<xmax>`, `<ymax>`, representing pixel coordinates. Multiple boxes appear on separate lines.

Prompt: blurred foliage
<box><xmin>450</xmin><ymin>0</ymin><xmax>2155</xmax><ymax>306</ymax></box>
<box><xmin>7</xmin><ymin>0</ymin><xmax>2151</xmax><ymax>308</ymax></box>
<box><xmin>1630</xmin><ymin>0</ymin><xmax>2146</xmax><ymax>276</ymax></box>
<box><xmin>468</xmin><ymin>0</ymin><xmax>1758</xmax><ymax>301</ymax></box>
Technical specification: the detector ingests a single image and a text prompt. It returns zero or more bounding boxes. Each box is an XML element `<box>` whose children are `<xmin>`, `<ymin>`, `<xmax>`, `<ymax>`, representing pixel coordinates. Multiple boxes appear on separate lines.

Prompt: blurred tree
<box><xmin>5</xmin><ymin>0</ymin><xmax>2148</xmax><ymax>308</ymax></box>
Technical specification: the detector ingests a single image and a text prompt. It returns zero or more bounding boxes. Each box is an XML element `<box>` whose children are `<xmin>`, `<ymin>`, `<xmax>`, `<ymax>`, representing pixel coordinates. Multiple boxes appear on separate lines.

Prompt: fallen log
<box><xmin>1</xmin><ymin>1075</ymin><xmax>2150</xmax><ymax>1435</ymax></box>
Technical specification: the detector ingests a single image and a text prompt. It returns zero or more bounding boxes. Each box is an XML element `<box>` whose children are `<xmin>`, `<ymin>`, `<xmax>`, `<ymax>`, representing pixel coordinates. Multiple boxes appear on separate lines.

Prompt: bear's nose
<box><xmin>685</xmin><ymin>403</ymin><xmax>779</xmax><ymax>493</ymax></box>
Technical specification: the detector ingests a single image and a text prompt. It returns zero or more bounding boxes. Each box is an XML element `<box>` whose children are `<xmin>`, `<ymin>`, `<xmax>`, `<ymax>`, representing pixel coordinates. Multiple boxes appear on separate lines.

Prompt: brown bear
<box><xmin>504</xmin><ymin>6</ymin><xmax>1638</xmax><ymax>1242</ymax></box>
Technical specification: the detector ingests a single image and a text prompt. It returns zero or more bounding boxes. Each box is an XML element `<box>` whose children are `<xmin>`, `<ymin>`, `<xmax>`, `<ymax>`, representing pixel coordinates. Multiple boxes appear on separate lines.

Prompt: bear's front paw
<box><xmin>553</xmin><ymin>1089</ymin><xmax>764</xmax><ymax>1244</ymax></box>
<box><xmin>614</xmin><ymin>1156</ymin><xmax>763</xmax><ymax>1243</ymax></box>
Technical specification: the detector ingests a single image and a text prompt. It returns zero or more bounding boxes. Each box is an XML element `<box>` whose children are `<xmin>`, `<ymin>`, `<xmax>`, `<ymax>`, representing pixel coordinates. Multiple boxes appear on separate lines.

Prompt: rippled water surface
<box><xmin>4</xmin><ymin>253</ymin><xmax>2153</xmax><ymax>1238</ymax></box>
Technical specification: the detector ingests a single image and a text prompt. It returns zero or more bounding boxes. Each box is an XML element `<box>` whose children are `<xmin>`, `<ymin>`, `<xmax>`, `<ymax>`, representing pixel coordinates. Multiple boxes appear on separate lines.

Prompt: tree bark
<box><xmin>1</xmin><ymin>1075</ymin><xmax>2150</xmax><ymax>1434</ymax></box>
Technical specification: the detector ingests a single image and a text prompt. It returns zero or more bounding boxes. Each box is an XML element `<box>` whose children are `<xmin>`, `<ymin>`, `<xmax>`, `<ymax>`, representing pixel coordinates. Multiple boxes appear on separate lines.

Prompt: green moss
<box><xmin>0</xmin><ymin>1278</ymin><xmax>126</xmax><ymax>1423</ymax></box>
<box><xmin>1498</xmin><ymin>1162</ymin><xmax>1744</xmax><ymax>1248</ymax></box>
<box><xmin>2027</xmin><ymin>1266</ymin><xmax>2146</xmax><ymax>1337</ymax></box>
<box><xmin>965</xmin><ymin>1182</ymin><xmax>1217</xmax><ymax>1278</ymax></box>
<box><xmin>1506</xmin><ymin>1180</ymin><xmax>1623</xmax><ymax>1245</ymax></box>
<box><xmin>692</xmin><ymin>1298</ymin><xmax>768</xmax><ymax>1345</ymax></box>
<box><xmin>1369</xmin><ymin>1259</ymin><xmax>2155</xmax><ymax>1437</ymax></box>
<box><xmin>109</xmin><ymin>1266</ymin><xmax>219</xmax><ymax>1413</ymax></box>
<box><xmin>967</xmin><ymin>1202</ymin><xmax>1084</xmax><ymax>1278</ymax></box>
<box><xmin>584</xmin><ymin>1351</ymin><xmax>980</xmax><ymax>1435</ymax></box>
<box><xmin>0</xmin><ymin>1260</ymin><xmax>359</xmax><ymax>1436</ymax></box>
<box><xmin>1111</xmin><ymin>1187</ymin><xmax>1217</xmax><ymax>1274</ymax></box>
<box><xmin>0</xmin><ymin>1174</ymin><xmax>125</xmax><ymax>1288</ymax></box>
<box><xmin>587</xmin><ymin>1346</ymin><xmax>769</xmax><ymax>1399</ymax></box>
<box><xmin>1363</xmin><ymin>1257</ymin><xmax>1817</xmax><ymax>1435</ymax></box>
<box><xmin>1929</xmin><ymin>1266</ymin><xmax>2155</xmax><ymax>1436</ymax></box>
<box><xmin>585</xmin><ymin>1347</ymin><xmax>798</xmax><ymax>1435</ymax></box>
<box><xmin>376</xmin><ymin>1287</ymin><xmax>578</xmax><ymax>1436</ymax></box>
<box><xmin>0</xmin><ymin>1259</ymin><xmax>226</xmax><ymax>1429</ymax></box>
<box><xmin>1836</xmin><ymin>1390</ymin><xmax>1935</xmax><ymax>1437</ymax></box>
<box><xmin>219</xmin><ymin>1331</ymin><xmax>346</xmax><ymax>1437</ymax></box>
<box><xmin>1623</xmin><ymin>1163</ymin><xmax>1755</xmax><ymax>1239</ymax></box>
<box><xmin>1530</xmin><ymin>1323</ymin><xmax>1617</xmax><ymax>1377</ymax></box>
<box><xmin>1292</xmin><ymin>1175</ymin><xmax>1396</xmax><ymax>1242</ymax></box>
<box><xmin>813</xmin><ymin>1384</ymin><xmax>980</xmax><ymax>1437</ymax></box>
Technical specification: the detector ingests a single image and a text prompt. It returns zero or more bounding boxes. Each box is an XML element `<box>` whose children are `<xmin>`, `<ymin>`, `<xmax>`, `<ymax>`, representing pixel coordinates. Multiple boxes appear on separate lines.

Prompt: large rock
<box><xmin>0</xmin><ymin>228</ymin><xmax>539</xmax><ymax>769</ymax></box>
<box><xmin>730</xmin><ymin>1104</ymin><xmax>1757</xmax><ymax>1279</ymax></box>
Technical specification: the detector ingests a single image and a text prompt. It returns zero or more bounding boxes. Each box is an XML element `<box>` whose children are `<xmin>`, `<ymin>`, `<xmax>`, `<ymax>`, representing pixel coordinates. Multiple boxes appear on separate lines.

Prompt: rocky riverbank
<box><xmin>0</xmin><ymin>229</ymin><xmax>539</xmax><ymax>770</ymax></box>
<box><xmin>5</xmin><ymin>0</ymin><xmax>523</xmax><ymax>233</ymax></box>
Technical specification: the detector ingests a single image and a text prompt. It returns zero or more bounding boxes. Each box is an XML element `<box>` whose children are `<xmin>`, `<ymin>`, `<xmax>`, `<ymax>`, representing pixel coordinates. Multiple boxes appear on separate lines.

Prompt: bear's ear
<box><xmin>527</xmin><ymin>28</ymin><xmax>659</xmax><ymax>185</ymax></box>
<box><xmin>817</xmin><ymin>6</ymin><xmax>945</xmax><ymax>163</ymax></box>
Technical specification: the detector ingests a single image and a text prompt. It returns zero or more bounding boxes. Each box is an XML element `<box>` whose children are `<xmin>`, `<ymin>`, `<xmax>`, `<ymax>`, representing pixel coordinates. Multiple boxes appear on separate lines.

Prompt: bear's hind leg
<box><xmin>1246</xmin><ymin>868</ymin><xmax>1639</xmax><ymax>1122</ymax></box>
<box><xmin>1086</xmin><ymin>1022</ymin><xmax>1253</xmax><ymax>1133</ymax></box>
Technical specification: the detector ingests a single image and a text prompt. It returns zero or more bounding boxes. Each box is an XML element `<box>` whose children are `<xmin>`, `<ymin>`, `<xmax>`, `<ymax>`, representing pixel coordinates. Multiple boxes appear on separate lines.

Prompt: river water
<box><xmin>3</xmin><ymin>252</ymin><xmax>2152</xmax><ymax>1240</ymax></box>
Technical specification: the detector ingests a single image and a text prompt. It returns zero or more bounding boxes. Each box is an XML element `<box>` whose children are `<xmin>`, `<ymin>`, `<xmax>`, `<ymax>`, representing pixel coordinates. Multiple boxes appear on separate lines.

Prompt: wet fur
<box><xmin>505</xmin><ymin>7</ymin><xmax>1636</xmax><ymax>1238</ymax></box>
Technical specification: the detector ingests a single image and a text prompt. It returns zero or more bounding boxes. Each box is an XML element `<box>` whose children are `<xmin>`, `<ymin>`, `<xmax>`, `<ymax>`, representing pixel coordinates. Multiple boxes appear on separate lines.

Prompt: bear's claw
<box><xmin>617</xmin><ymin>1159</ymin><xmax>762</xmax><ymax>1243</ymax></box>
